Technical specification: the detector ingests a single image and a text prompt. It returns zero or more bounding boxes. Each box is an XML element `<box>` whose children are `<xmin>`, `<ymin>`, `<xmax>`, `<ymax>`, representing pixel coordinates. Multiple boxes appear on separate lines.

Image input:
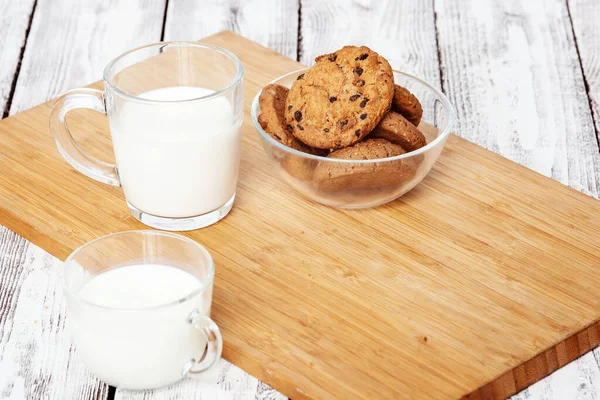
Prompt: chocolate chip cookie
<box><xmin>370</xmin><ymin>111</ymin><xmax>427</xmax><ymax>152</ymax></box>
<box><xmin>313</xmin><ymin>138</ymin><xmax>416</xmax><ymax>191</ymax></box>
<box><xmin>258</xmin><ymin>84</ymin><xmax>325</xmax><ymax>155</ymax></box>
<box><xmin>392</xmin><ymin>85</ymin><xmax>423</xmax><ymax>126</ymax></box>
<box><xmin>285</xmin><ymin>46</ymin><xmax>394</xmax><ymax>149</ymax></box>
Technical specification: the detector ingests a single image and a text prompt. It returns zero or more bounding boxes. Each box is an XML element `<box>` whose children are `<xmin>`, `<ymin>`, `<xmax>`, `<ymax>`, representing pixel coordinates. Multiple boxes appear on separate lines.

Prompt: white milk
<box><xmin>68</xmin><ymin>264</ymin><xmax>212</xmax><ymax>389</ymax></box>
<box><xmin>110</xmin><ymin>87</ymin><xmax>242</xmax><ymax>218</ymax></box>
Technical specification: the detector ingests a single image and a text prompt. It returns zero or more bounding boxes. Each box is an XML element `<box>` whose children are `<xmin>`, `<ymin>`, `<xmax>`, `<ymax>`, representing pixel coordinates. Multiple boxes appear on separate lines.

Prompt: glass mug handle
<box><xmin>182</xmin><ymin>308</ymin><xmax>223</xmax><ymax>376</ymax></box>
<box><xmin>49</xmin><ymin>88</ymin><xmax>120</xmax><ymax>186</ymax></box>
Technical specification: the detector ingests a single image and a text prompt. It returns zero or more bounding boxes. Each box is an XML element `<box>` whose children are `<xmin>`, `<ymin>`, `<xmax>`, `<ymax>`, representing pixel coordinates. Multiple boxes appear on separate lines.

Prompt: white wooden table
<box><xmin>0</xmin><ymin>1</ymin><xmax>599</xmax><ymax>399</ymax></box>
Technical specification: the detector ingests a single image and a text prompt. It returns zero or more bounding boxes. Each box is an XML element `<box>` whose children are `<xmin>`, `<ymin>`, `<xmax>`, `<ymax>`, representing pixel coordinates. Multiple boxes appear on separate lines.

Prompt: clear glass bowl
<box><xmin>251</xmin><ymin>69</ymin><xmax>455</xmax><ymax>209</ymax></box>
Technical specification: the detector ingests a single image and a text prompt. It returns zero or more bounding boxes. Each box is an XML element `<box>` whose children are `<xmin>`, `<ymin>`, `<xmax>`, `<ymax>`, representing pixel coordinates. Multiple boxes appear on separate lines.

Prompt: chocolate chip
<box><xmin>288</xmin><ymin>105</ymin><xmax>292</xmax><ymax>111</ymax></box>
<box><xmin>294</xmin><ymin>110</ymin><xmax>302</xmax><ymax>122</ymax></box>
<box><xmin>355</xmin><ymin>129</ymin><xmax>361</xmax><ymax>137</ymax></box>
<box><xmin>297</xmin><ymin>73</ymin><xmax>305</xmax><ymax>80</ymax></box>
<box><xmin>323</xmin><ymin>128</ymin><xmax>329</xmax><ymax>132</ymax></box>
<box><xmin>297</xmin><ymin>124</ymin><xmax>304</xmax><ymax>131</ymax></box>
<box><xmin>356</xmin><ymin>79</ymin><xmax>365</xmax><ymax>87</ymax></box>
<box><xmin>328</xmin><ymin>53</ymin><xmax>337</xmax><ymax>62</ymax></box>
<box><xmin>286</xmin><ymin>124</ymin><xmax>293</xmax><ymax>133</ymax></box>
<box><xmin>360</xmin><ymin>113</ymin><xmax>367</xmax><ymax>120</ymax></box>
<box><xmin>349</xmin><ymin>94</ymin><xmax>360</xmax><ymax>102</ymax></box>
<box><xmin>339</xmin><ymin>119</ymin><xmax>348</xmax><ymax>129</ymax></box>
<box><xmin>329</xmin><ymin>96</ymin><xmax>337</xmax><ymax>103</ymax></box>
<box><xmin>353</xmin><ymin>67</ymin><xmax>363</xmax><ymax>76</ymax></box>
<box><xmin>274</xmin><ymin>134</ymin><xmax>282</xmax><ymax>140</ymax></box>
<box><xmin>358</xmin><ymin>53</ymin><xmax>368</xmax><ymax>60</ymax></box>
<box><xmin>360</xmin><ymin>98</ymin><xmax>369</xmax><ymax>108</ymax></box>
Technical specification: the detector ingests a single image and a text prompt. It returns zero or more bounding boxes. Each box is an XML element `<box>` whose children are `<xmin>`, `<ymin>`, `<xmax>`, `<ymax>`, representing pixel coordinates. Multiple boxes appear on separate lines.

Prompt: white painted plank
<box><xmin>8</xmin><ymin>0</ymin><xmax>166</xmax><ymax>115</ymax></box>
<box><xmin>568</xmin><ymin>0</ymin><xmax>600</xmax><ymax>147</ymax></box>
<box><xmin>163</xmin><ymin>0</ymin><xmax>299</xmax><ymax>59</ymax></box>
<box><xmin>0</xmin><ymin>228</ymin><xmax>109</xmax><ymax>399</ymax></box>
<box><xmin>116</xmin><ymin>361</ymin><xmax>286</xmax><ymax>400</ymax></box>
<box><xmin>300</xmin><ymin>0</ymin><xmax>440</xmax><ymax>87</ymax></box>
<box><xmin>596</xmin><ymin>347</ymin><xmax>600</xmax><ymax>388</ymax></box>
<box><xmin>511</xmin><ymin>350</ymin><xmax>600</xmax><ymax>399</ymax></box>
<box><xmin>0</xmin><ymin>0</ymin><xmax>35</xmax><ymax>117</ymax></box>
<box><xmin>434</xmin><ymin>0</ymin><xmax>600</xmax><ymax>198</ymax></box>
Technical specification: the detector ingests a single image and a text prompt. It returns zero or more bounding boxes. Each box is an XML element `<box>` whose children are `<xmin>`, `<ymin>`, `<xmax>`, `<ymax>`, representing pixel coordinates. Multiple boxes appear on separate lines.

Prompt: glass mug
<box><xmin>62</xmin><ymin>230</ymin><xmax>222</xmax><ymax>389</ymax></box>
<box><xmin>50</xmin><ymin>42</ymin><xmax>244</xmax><ymax>231</ymax></box>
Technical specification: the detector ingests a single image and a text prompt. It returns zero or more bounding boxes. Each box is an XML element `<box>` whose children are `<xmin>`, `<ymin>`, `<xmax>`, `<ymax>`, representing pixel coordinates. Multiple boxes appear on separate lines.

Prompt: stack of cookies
<box><xmin>258</xmin><ymin>45</ymin><xmax>427</xmax><ymax>192</ymax></box>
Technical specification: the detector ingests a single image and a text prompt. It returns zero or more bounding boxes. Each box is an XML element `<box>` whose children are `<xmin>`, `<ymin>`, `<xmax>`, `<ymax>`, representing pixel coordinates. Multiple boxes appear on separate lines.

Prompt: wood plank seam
<box><xmin>1</xmin><ymin>0</ymin><xmax>37</xmax><ymax>119</ymax></box>
<box><xmin>160</xmin><ymin>0</ymin><xmax>170</xmax><ymax>41</ymax></box>
<box><xmin>296</xmin><ymin>0</ymin><xmax>302</xmax><ymax>61</ymax></box>
<box><xmin>565</xmin><ymin>0</ymin><xmax>600</xmax><ymax>152</ymax></box>
<box><xmin>431</xmin><ymin>0</ymin><xmax>446</xmax><ymax>92</ymax></box>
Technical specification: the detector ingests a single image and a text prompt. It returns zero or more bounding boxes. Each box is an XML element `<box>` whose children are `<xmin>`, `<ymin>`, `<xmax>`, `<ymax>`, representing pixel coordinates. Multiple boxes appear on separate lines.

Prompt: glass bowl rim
<box><xmin>252</xmin><ymin>68</ymin><xmax>455</xmax><ymax>164</ymax></box>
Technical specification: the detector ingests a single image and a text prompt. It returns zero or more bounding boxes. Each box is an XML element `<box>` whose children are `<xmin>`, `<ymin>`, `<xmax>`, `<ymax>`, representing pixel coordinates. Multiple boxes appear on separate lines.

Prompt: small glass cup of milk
<box><xmin>50</xmin><ymin>42</ymin><xmax>244</xmax><ymax>231</ymax></box>
<box><xmin>62</xmin><ymin>230</ymin><xmax>222</xmax><ymax>389</ymax></box>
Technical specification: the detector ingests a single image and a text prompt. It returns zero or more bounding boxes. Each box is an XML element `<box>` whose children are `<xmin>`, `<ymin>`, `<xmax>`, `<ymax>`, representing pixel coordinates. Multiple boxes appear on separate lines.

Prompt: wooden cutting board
<box><xmin>1</xmin><ymin>31</ymin><xmax>600</xmax><ymax>400</ymax></box>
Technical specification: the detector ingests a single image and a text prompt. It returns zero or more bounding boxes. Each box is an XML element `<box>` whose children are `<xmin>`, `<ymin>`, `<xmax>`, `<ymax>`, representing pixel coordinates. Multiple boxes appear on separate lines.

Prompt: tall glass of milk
<box><xmin>50</xmin><ymin>42</ymin><xmax>244</xmax><ymax>230</ymax></box>
<box><xmin>62</xmin><ymin>230</ymin><xmax>222</xmax><ymax>389</ymax></box>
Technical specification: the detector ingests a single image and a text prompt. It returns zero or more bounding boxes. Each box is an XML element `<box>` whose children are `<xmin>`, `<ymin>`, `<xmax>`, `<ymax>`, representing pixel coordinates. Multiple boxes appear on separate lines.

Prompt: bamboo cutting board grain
<box><xmin>1</xmin><ymin>31</ymin><xmax>600</xmax><ymax>399</ymax></box>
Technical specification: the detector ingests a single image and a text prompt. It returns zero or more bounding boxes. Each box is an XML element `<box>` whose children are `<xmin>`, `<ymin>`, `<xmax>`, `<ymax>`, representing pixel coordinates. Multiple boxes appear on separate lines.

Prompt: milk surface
<box><xmin>110</xmin><ymin>87</ymin><xmax>242</xmax><ymax>218</ymax></box>
<box><xmin>69</xmin><ymin>264</ymin><xmax>212</xmax><ymax>389</ymax></box>
<box><xmin>79</xmin><ymin>264</ymin><xmax>202</xmax><ymax>308</ymax></box>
